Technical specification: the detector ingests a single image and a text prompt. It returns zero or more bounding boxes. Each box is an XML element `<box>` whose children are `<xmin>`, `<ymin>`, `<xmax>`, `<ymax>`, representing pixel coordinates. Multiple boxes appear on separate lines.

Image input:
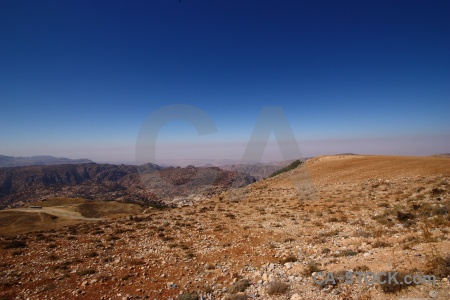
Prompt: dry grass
<box><xmin>75</xmin><ymin>202</ymin><xmax>142</xmax><ymax>218</ymax></box>
<box><xmin>177</xmin><ymin>294</ymin><xmax>198</xmax><ymax>300</ymax></box>
<box><xmin>2</xmin><ymin>239</ymin><xmax>27</xmax><ymax>249</ymax></box>
<box><xmin>266</xmin><ymin>281</ymin><xmax>289</xmax><ymax>295</ymax></box>
<box><xmin>426</xmin><ymin>254</ymin><xmax>450</xmax><ymax>278</ymax></box>
<box><xmin>379</xmin><ymin>271</ymin><xmax>412</xmax><ymax>293</ymax></box>
<box><xmin>279</xmin><ymin>255</ymin><xmax>297</xmax><ymax>264</ymax></box>
<box><xmin>302</xmin><ymin>261</ymin><xmax>322</xmax><ymax>276</ymax></box>
<box><xmin>229</xmin><ymin>279</ymin><xmax>250</xmax><ymax>294</ymax></box>
<box><xmin>76</xmin><ymin>268</ymin><xmax>96</xmax><ymax>276</ymax></box>
<box><xmin>32</xmin><ymin>197</ymin><xmax>87</xmax><ymax>207</ymax></box>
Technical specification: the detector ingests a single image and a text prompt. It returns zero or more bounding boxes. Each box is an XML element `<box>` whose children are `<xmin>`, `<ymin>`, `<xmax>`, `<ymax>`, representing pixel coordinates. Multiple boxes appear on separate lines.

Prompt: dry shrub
<box><xmin>372</xmin><ymin>240</ymin><xmax>391</xmax><ymax>248</ymax></box>
<box><xmin>177</xmin><ymin>293</ymin><xmax>198</xmax><ymax>300</ymax></box>
<box><xmin>12</xmin><ymin>250</ymin><xmax>24</xmax><ymax>256</ymax></box>
<box><xmin>426</xmin><ymin>254</ymin><xmax>450</xmax><ymax>278</ymax></box>
<box><xmin>266</xmin><ymin>281</ymin><xmax>289</xmax><ymax>295</ymax></box>
<box><xmin>77</xmin><ymin>268</ymin><xmax>96</xmax><ymax>276</ymax></box>
<box><xmin>396</xmin><ymin>211</ymin><xmax>414</xmax><ymax>222</ymax></box>
<box><xmin>280</xmin><ymin>255</ymin><xmax>297</xmax><ymax>264</ymax></box>
<box><xmin>2</xmin><ymin>240</ymin><xmax>27</xmax><ymax>249</ymax></box>
<box><xmin>227</xmin><ymin>294</ymin><xmax>247</xmax><ymax>300</ymax></box>
<box><xmin>84</xmin><ymin>251</ymin><xmax>98</xmax><ymax>258</ymax></box>
<box><xmin>302</xmin><ymin>261</ymin><xmax>322</xmax><ymax>276</ymax></box>
<box><xmin>229</xmin><ymin>279</ymin><xmax>250</xmax><ymax>294</ymax></box>
<box><xmin>354</xmin><ymin>265</ymin><xmax>370</xmax><ymax>272</ymax></box>
<box><xmin>379</xmin><ymin>271</ymin><xmax>412</xmax><ymax>293</ymax></box>
<box><xmin>334</xmin><ymin>249</ymin><xmax>358</xmax><ymax>257</ymax></box>
<box><xmin>431</xmin><ymin>187</ymin><xmax>445</xmax><ymax>196</ymax></box>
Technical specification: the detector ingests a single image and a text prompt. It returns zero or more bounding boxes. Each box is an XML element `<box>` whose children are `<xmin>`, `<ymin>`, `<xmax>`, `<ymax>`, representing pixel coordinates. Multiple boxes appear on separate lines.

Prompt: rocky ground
<box><xmin>0</xmin><ymin>155</ymin><xmax>449</xmax><ymax>299</ymax></box>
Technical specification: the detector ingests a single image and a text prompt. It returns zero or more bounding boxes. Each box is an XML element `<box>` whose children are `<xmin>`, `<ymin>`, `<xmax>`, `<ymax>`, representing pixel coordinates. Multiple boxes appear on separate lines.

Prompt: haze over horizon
<box><xmin>1</xmin><ymin>1</ymin><xmax>449</xmax><ymax>164</ymax></box>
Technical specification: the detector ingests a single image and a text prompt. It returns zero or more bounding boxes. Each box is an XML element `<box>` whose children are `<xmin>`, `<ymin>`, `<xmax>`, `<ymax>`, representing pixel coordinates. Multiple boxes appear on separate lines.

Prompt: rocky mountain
<box><xmin>136</xmin><ymin>165</ymin><xmax>256</xmax><ymax>207</ymax></box>
<box><xmin>0</xmin><ymin>163</ymin><xmax>255</xmax><ymax>209</ymax></box>
<box><xmin>0</xmin><ymin>155</ymin><xmax>93</xmax><ymax>167</ymax></box>
<box><xmin>152</xmin><ymin>159</ymin><xmax>306</xmax><ymax>180</ymax></box>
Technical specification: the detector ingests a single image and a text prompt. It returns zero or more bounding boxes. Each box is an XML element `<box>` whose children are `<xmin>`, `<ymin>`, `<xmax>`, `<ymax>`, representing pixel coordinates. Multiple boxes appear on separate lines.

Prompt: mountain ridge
<box><xmin>0</xmin><ymin>155</ymin><xmax>93</xmax><ymax>167</ymax></box>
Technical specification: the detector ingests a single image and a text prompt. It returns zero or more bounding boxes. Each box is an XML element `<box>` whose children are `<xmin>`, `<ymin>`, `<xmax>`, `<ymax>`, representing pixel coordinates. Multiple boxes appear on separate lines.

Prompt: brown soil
<box><xmin>0</xmin><ymin>155</ymin><xmax>449</xmax><ymax>300</ymax></box>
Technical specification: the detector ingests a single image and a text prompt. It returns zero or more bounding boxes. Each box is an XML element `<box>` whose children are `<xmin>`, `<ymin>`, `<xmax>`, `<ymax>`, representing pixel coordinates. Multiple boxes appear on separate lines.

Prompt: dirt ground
<box><xmin>0</xmin><ymin>155</ymin><xmax>449</xmax><ymax>299</ymax></box>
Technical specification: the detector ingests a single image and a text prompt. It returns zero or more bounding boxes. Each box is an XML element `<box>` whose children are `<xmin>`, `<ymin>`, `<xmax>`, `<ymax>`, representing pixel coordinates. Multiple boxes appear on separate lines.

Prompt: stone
<box><xmin>429</xmin><ymin>290</ymin><xmax>438</xmax><ymax>298</ymax></box>
<box><xmin>332</xmin><ymin>288</ymin><xmax>340</xmax><ymax>295</ymax></box>
<box><xmin>290</xmin><ymin>293</ymin><xmax>302</xmax><ymax>300</ymax></box>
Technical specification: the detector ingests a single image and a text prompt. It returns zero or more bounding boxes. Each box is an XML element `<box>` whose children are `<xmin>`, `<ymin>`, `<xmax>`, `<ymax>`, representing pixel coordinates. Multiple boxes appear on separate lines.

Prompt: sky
<box><xmin>1</xmin><ymin>0</ymin><xmax>449</xmax><ymax>164</ymax></box>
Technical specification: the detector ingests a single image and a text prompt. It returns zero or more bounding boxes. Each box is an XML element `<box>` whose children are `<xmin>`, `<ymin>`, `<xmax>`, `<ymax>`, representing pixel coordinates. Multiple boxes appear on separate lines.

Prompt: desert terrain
<box><xmin>0</xmin><ymin>155</ymin><xmax>449</xmax><ymax>300</ymax></box>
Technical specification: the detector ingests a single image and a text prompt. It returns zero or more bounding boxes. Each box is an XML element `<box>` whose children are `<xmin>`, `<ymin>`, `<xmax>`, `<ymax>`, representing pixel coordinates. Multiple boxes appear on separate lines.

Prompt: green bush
<box><xmin>269</xmin><ymin>160</ymin><xmax>302</xmax><ymax>178</ymax></box>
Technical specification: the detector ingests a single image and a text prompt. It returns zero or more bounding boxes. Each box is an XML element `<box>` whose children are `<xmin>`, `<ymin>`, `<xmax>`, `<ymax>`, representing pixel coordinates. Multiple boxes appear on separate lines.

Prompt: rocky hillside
<box><xmin>0</xmin><ymin>163</ymin><xmax>255</xmax><ymax>209</ymax></box>
<box><xmin>0</xmin><ymin>155</ymin><xmax>449</xmax><ymax>299</ymax></box>
<box><xmin>0</xmin><ymin>155</ymin><xmax>93</xmax><ymax>167</ymax></box>
<box><xmin>220</xmin><ymin>161</ymin><xmax>295</xmax><ymax>180</ymax></box>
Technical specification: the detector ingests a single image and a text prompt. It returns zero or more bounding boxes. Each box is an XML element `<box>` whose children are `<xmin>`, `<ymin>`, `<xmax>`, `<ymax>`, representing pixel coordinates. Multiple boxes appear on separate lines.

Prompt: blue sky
<box><xmin>1</xmin><ymin>0</ymin><xmax>449</xmax><ymax>164</ymax></box>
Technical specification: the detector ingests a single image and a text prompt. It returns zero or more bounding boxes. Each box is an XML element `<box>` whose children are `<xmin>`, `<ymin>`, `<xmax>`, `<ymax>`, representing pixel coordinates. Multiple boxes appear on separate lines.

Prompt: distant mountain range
<box><xmin>430</xmin><ymin>153</ymin><xmax>450</xmax><ymax>158</ymax></box>
<box><xmin>0</xmin><ymin>155</ymin><xmax>93</xmax><ymax>167</ymax></box>
<box><xmin>0</xmin><ymin>162</ymin><xmax>255</xmax><ymax>209</ymax></box>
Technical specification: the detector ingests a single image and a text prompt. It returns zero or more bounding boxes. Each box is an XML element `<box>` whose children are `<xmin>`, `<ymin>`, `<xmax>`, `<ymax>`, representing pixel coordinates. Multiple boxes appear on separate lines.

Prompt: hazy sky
<box><xmin>1</xmin><ymin>0</ymin><xmax>449</xmax><ymax>164</ymax></box>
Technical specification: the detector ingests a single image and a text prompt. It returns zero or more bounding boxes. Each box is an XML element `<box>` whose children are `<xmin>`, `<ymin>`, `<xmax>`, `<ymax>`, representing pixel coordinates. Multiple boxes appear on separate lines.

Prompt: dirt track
<box><xmin>6</xmin><ymin>207</ymin><xmax>104</xmax><ymax>221</ymax></box>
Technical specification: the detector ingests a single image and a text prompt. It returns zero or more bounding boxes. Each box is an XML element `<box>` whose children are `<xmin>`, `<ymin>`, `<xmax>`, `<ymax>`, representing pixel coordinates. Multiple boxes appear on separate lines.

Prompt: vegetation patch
<box><xmin>77</xmin><ymin>268</ymin><xmax>96</xmax><ymax>276</ymax></box>
<box><xmin>2</xmin><ymin>240</ymin><xmax>27</xmax><ymax>249</ymax></box>
<box><xmin>269</xmin><ymin>160</ymin><xmax>302</xmax><ymax>177</ymax></box>
<box><xmin>229</xmin><ymin>279</ymin><xmax>250</xmax><ymax>294</ymax></box>
<box><xmin>177</xmin><ymin>293</ymin><xmax>198</xmax><ymax>300</ymax></box>
<box><xmin>266</xmin><ymin>281</ymin><xmax>289</xmax><ymax>295</ymax></box>
<box><xmin>426</xmin><ymin>254</ymin><xmax>450</xmax><ymax>278</ymax></box>
<box><xmin>280</xmin><ymin>255</ymin><xmax>297</xmax><ymax>264</ymax></box>
<box><xmin>379</xmin><ymin>271</ymin><xmax>412</xmax><ymax>293</ymax></box>
<box><xmin>302</xmin><ymin>261</ymin><xmax>322</xmax><ymax>276</ymax></box>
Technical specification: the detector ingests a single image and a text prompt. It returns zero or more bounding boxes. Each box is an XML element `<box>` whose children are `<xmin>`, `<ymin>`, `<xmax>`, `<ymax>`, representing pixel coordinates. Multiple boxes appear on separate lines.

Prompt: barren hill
<box><xmin>0</xmin><ymin>155</ymin><xmax>449</xmax><ymax>300</ymax></box>
<box><xmin>306</xmin><ymin>154</ymin><xmax>450</xmax><ymax>184</ymax></box>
